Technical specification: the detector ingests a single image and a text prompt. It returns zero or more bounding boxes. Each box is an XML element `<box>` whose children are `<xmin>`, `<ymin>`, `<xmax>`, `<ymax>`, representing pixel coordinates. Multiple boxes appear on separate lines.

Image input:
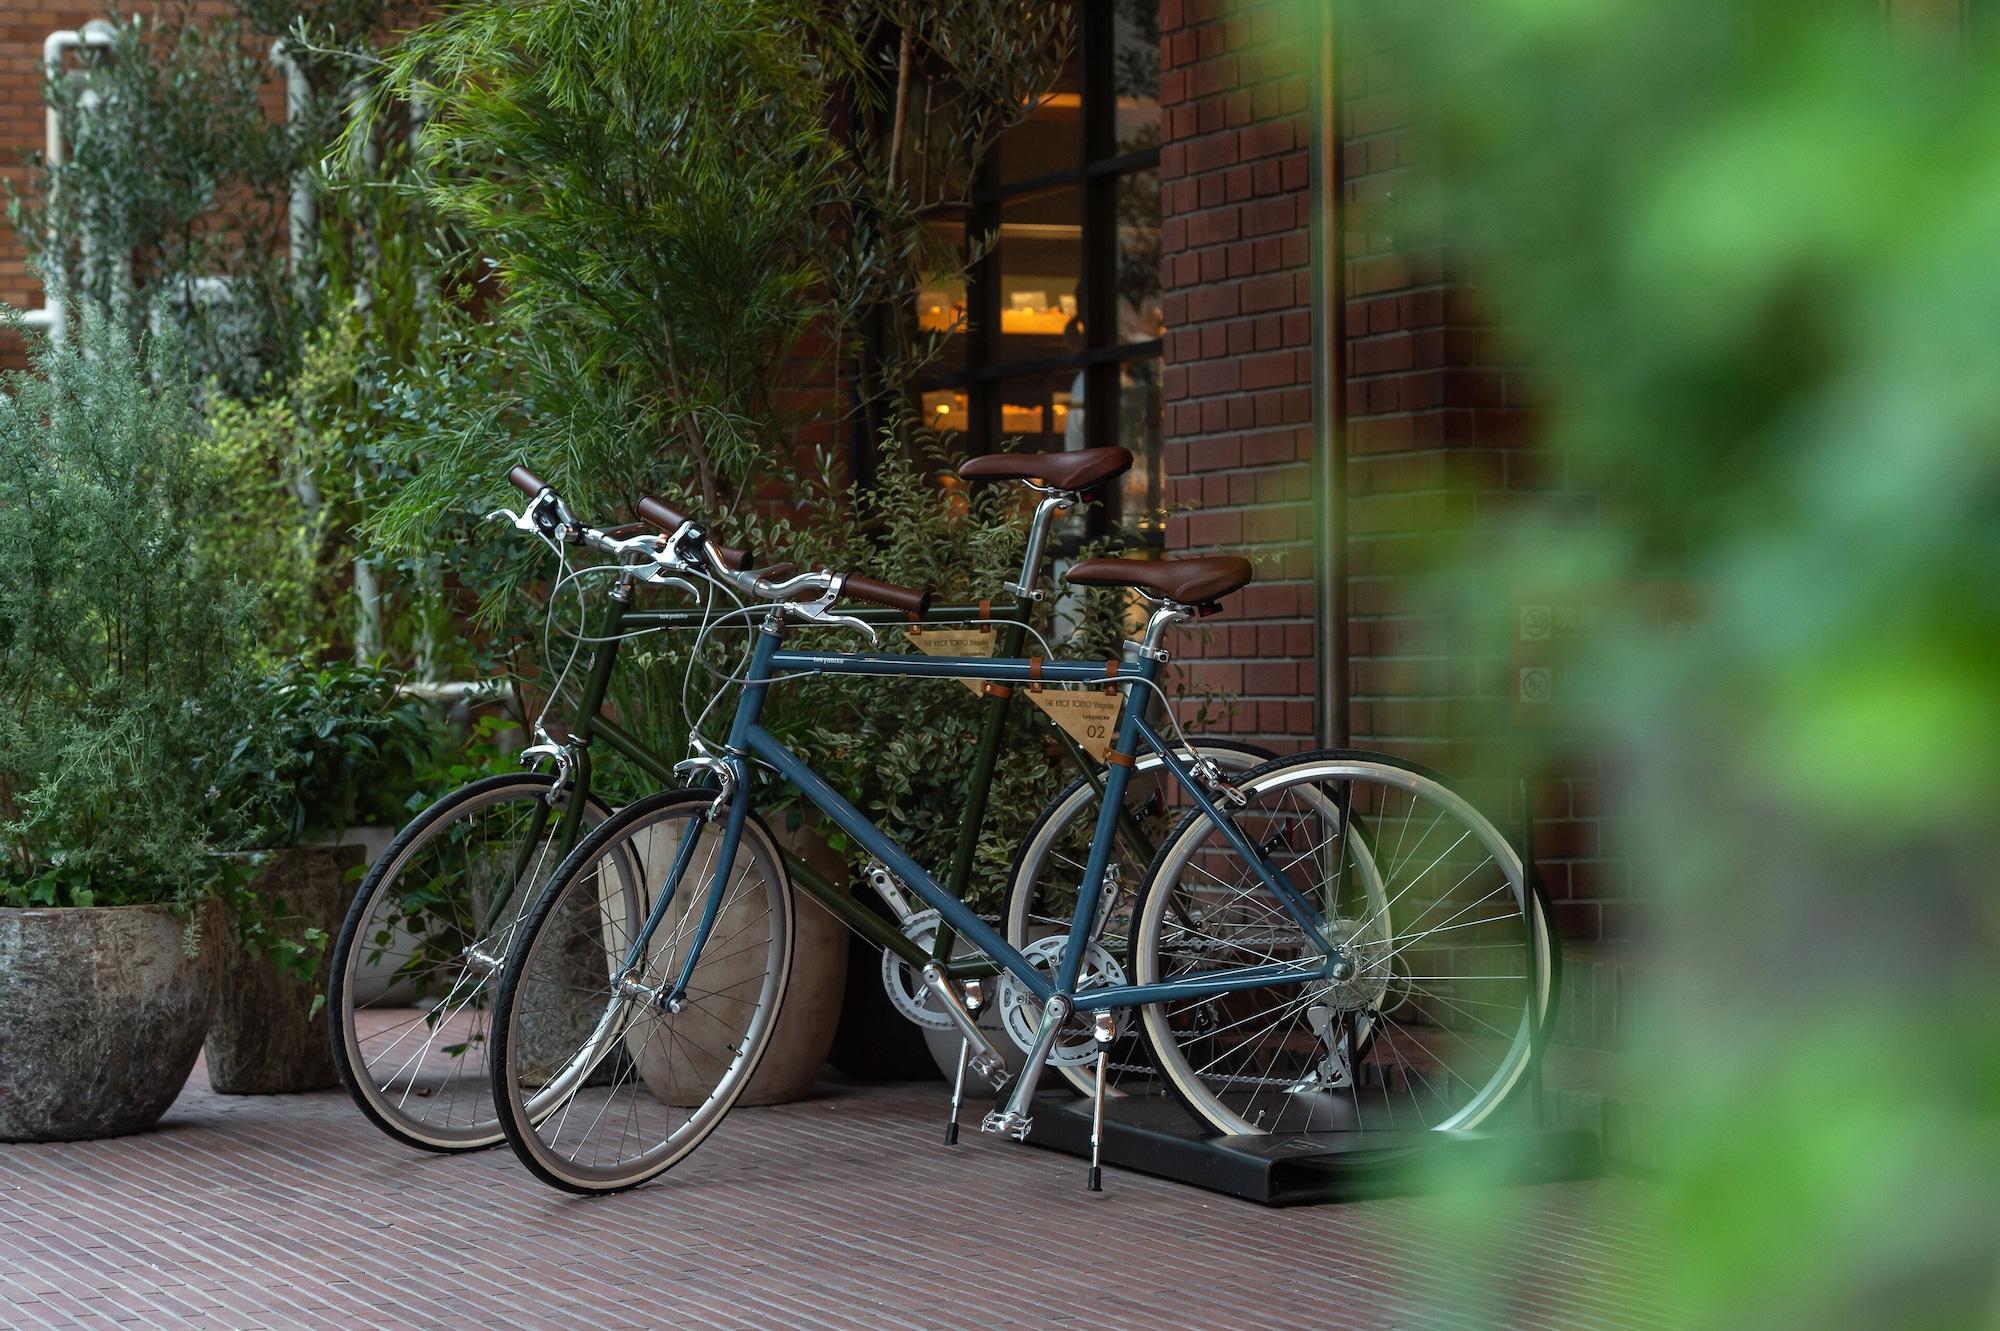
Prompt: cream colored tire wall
<box><xmin>1129</xmin><ymin>753</ymin><xmax>1554</xmax><ymax>1137</ymax></box>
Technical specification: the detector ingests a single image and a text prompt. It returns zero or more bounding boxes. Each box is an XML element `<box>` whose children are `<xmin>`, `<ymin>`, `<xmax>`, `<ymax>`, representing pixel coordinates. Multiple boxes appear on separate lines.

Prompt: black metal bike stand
<box><xmin>1024</xmin><ymin>1092</ymin><xmax>1599</xmax><ymax>1206</ymax></box>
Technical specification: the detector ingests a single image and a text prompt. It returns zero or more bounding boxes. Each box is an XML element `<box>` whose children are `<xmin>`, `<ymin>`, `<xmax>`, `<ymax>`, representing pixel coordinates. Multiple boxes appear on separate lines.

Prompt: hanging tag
<box><xmin>1026</xmin><ymin>688</ymin><xmax>1122</xmax><ymax>763</ymax></box>
<box><xmin>905</xmin><ymin>624</ymin><xmax>996</xmax><ymax>695</ymax></box>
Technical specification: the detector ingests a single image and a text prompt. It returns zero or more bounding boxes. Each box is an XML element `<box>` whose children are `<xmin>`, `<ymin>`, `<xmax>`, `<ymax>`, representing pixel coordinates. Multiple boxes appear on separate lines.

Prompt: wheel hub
<box><xmin>1318</xmin><ymin>917</ymin><xmax>1390</xmax><ymax>1010</ymax></box>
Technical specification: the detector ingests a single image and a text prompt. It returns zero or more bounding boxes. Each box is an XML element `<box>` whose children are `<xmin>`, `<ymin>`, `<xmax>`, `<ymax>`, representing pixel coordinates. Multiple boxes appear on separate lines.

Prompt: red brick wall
<box><xmin>1157</xmin><ymin>0</ymin><xmax>1318</xmax><ymax>750</ymax></box>
<box><xmin>1159</xmin><ymin>0</ymin><xmax>1627</xmax><ymax>939</ymax></box>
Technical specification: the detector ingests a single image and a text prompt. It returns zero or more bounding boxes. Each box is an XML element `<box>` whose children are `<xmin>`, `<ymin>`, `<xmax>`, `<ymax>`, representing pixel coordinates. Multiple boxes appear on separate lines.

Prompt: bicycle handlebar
<box><xmin>506</xmin><ymin>468</ymin><xmax>929</xmax><ymax>623</ymax></box>
<box><xmin>636</xmin><ymin>496</ymin><xmax>762</xmax><ymax>573</ymax></box>
<box><xmin>841</xmin><ymin>573</ymin><xmax>931</xmax><ymax>616</ymax></box>
<box><xmin>636</xmin><ymin>495</ymin><xmax>929</xmax><ymax>617</ymax></box>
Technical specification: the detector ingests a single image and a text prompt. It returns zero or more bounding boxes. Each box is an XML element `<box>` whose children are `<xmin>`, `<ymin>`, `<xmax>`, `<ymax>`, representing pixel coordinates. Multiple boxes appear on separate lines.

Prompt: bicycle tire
<box><xmin>1128</xmin><ymin>748</ymin><xmax>1554</xmax><ymax>1137</ymax></box>
<box><xmin>327</xmin><ymin>773</ymin><xmax>615</xmax><ymax>1152</ymax></box>
<box><xmin>491</xmin><ymin>787</ymin><xmax>794</xmax><ymax>1194</ymax></box>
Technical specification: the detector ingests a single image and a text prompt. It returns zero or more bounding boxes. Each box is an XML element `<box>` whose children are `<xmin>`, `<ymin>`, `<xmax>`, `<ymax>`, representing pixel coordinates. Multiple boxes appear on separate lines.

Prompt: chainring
<box><xmin>879</xmin><ymin>909</ymin><xmax>957</xmax><ymax>1031</ymax></box>
<box><xmin>995</xmin><ymin>935</ymin><xmax>1129</xmax><ymax>1067</ymax></box>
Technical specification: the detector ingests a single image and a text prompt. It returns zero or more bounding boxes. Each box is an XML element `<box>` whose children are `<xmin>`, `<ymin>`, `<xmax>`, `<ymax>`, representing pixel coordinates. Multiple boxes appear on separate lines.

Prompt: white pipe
<box><xmin>26</xmin><ymin>21</ymin><xmax>118</xmax><ymax>340</ymax></box>
<box><xmin>270</xmin><ymin>40</ymin><xmax>314</xmax><ymax>275</ymax></box>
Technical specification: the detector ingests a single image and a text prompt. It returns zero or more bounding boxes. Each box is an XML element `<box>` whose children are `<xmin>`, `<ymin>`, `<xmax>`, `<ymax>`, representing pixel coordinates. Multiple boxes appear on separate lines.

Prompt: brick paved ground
<box><xmin>0</xmin><ymin>1063</ymin><xmax>1678</xmax><ymax>1330</ymax></box>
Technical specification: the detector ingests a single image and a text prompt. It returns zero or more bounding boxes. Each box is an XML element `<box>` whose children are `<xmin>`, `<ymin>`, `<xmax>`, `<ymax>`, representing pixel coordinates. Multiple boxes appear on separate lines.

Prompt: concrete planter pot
<box><xmin>630</xmin><ymin>822</ymin><xmax>848</xmax><ymax>1108</ymax></box>
<box><xmin>205</xmin><ymin>844</ymin><xmax>365</xmax><ymax>1095</ymax></box>
<box><xmin>334</xmin><ymin>826</ymin><xmax>425</xmax><ymax>1007</ymax></box>
<box><xmin>738</xmin><ymin>826</ymin><xmax>847</xmax><ymax>1105</ymax></box>
<box><xmin>0</xmin><ymin>902</ymin><xmax>221</xmax><ymax>1142</ymax></box>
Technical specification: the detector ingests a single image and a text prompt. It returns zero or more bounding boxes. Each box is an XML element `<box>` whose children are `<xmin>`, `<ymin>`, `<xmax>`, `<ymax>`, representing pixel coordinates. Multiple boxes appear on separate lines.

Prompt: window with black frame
<box><xmin>919</xmin><ymin>0</ymin><xmax>1163</xmax><ymax>545</ymax></box>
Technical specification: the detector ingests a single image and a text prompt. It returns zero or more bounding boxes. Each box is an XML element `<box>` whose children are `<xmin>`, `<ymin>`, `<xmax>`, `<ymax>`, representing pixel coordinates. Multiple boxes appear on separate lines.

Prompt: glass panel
<box><xmin>916</xmin><ymin>214</ymin><xmax>970</xmax><ymax>373</ymax></box>
<box><xmin>1115</xmin><ymin>169</ymin><xmax>1163</xmax><ymax>343</ymax></box>
<box><xmin>997</xmin><ymin>186</ymin><xmax>1084</xmax><ymax>363</ymax></box>
<box><xmin>996</xmin><ymin>373</ymin><xmax>1079</xmax><ymax>451</ymax></box>
<box><xmin>1118</xmin><ymin>357</ymin><xmax>1165</xmax><ymax>543</ymax></box>
<box><xmin>921</xmin><ymin>386</ymin><xmax>971</xmax><ymax>445</ymax></box>
<box><xmin>1113</xmin><ymin>0</ymin><xmax>1162</xmax><ymax>155</ymax></box>
<box><xmin>999</xmin><ymin>53</ymin><xmax>1082</xmax><ymax>183</ymax></box>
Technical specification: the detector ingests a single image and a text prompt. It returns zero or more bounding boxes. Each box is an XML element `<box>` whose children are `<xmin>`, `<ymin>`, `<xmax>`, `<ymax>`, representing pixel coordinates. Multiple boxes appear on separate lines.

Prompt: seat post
<box><xmin>1131</xmin><ymin>599</ymin><xmax>1193</xmax><ymax>660</ymax></box>
<box><xmin>1008</xmin><ymin>489</ymin><xmax>1077</xmax><ymax>600</ymax></box>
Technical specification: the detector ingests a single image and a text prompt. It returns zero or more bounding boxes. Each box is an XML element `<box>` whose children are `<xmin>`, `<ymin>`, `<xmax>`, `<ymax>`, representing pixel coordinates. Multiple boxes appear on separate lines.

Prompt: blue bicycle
<box><xmin>487</xmin><ymin>518</ymin><xmax>1554</xmax><ymax>1193</ymax></box>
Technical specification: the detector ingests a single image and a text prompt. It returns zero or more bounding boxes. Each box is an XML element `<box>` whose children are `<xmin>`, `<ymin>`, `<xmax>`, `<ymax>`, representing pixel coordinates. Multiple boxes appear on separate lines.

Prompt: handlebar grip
<box><xmin>637</xmin><ymin>495</ymin><xmax>752</xmax><ymax>572</ymax></box>
<box><xmin>508</xmin><ymin>465</ymin><xmax>548</xmax><ymax>497</ymax></box>
<box><xmin>637</xmin><ymin>495</ymin><xmax>688</xmax><ymax>533</ymax></box>
<box><xmin>842</xmin><ymin>573</ymin><xmax>932</xmax><ymax>617</ymax></box>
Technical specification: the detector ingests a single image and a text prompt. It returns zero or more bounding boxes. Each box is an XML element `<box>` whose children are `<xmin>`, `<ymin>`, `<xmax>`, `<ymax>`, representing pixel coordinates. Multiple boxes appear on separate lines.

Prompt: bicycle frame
<box><xmin>484</xmin><ymin>575</ymin><xmax>1135</xmax><ymax>982</ymax></box>
<box><xmin>646</xmin><ymin>616</ymin><xmax>1343</xmax><ymax>1017</ymax></box>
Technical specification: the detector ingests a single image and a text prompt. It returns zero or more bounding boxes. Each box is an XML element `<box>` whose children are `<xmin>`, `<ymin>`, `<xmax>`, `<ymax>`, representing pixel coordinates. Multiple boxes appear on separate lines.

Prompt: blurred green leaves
<box><xmin>1372</xmin><ymin>0</ymin><xmax>2000</xmax><ymax>1325</ymax></box>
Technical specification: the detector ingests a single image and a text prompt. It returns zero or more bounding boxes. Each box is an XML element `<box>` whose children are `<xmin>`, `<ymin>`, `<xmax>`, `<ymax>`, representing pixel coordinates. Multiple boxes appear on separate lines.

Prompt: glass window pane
<box><xmin>997</xmin><ymin>187</ymin><xmax>1084</xmax><ymax>363</ymax></box>
<box><xmin>996</xmin><ymin>373</ymin><xmax>1080</xmax><ymax>451</ymax></box>
<box><xmin>1117</xmin><ymin>357</ymin><xmax>1165</xmax><ymax>542</ymax></box>
<box><xmin>916</xmin><ymin>214</ymin><xmax>970</xmax><ymax>373</ymax></box>
<box><xmin>1115</xmin><ymin>169</ymin><xmax>1163</xmax><ymax>344</ymax></box>
<box><xmin>921</xmin><ymin>386</ymin><xmax>971</xmax><ymax>444</ymax></box>
<box><xmin>1113</xmin><ymin>0</ymin><xmax>1161</xmax><ymax>155</ymax></box>
<box><xmin>999</xmin><ymin>53</ymin><xmax>1081</xmax><ymax>183</ymax></box>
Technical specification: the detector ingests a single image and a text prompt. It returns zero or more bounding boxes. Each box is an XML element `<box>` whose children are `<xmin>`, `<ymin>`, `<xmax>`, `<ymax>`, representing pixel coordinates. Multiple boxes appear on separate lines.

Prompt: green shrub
<box><xmin>217</xmin><ymin>660</ymin><xmax>435</xmax><ymax>847</ymax></box>
<box><xmin>351</xmin><ymin>0</ymin><xmax>857</xmax><ymax>519</ymax></box>
<box><xmin>0</xmin><ymin>304</ymin><xmax>260</xmax><ymax>909</ymax></box>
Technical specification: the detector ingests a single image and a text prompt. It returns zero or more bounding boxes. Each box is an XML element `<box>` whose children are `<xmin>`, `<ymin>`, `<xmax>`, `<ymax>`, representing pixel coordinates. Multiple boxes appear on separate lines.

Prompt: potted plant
<box><xmin>205</xmin><ymin>660</ymin><xmax>434</xmax><ymax>1095</ymax></box>
<box><xmin>0</xmin><ymin>307</ymin><xmax>259</xmax><ymax>1141</ymax></box>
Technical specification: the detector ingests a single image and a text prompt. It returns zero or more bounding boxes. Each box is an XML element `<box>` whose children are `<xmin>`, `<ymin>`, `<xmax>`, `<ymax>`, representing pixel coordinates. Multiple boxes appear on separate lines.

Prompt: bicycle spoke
<box><xmin>495</xmin><ymin>795</ymin><xmax>788</xmax><ymax>1191</ymax></box>
<box><xmin>1133</xmin><ymin>757</ymin><xmax>1541</xmax><ymax>1137</ymax></box>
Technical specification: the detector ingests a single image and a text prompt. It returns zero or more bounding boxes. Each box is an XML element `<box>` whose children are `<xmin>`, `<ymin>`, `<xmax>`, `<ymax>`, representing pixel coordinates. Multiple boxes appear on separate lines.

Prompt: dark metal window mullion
<box><xmin>968</xmin><ymin>158</ymin><xmax>1002</xmax><ymax>455</ymax></box>
<box><xmin>1080</xmin><ymin>0</ymin><xmax>1120</xmax><ymax>538</ymax></box>
<box><xmin>972</xmin><ymin>147</ymin><xmax>1162</xmax><ymax>209</ymax></box>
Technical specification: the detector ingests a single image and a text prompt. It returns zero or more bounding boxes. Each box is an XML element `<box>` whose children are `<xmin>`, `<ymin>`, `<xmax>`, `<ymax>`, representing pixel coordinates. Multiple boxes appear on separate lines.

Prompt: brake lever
<box><xmin>633</xmin><ymin>571</ymin><xmax>703</xmax><ymax>599</ymax></box>
<box><xmin>795</xmin><ymin>586</ymin><xmax>877</xmax><ymax>645</ymax></box>
<box><xmin>486</xmin><ymin>505</ymin><xmax>540</xmax><ymax>536</ymax></box>
<box><xmin>822</xmin><ymin>613</ymin><xmax>878</xmax><ymax>645</ymax></box>
<box><xmin>488</xmin><ymin>490</ymin><xmax>574</xmax><ymax>540</ymax></box>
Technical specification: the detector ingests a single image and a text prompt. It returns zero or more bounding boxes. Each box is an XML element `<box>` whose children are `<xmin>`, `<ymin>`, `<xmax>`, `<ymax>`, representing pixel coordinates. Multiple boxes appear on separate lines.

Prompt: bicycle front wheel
<box><xmin>327</xmin><ymin>773</ymin><xmax>616</xmax><ymax>1151</ymax></box>
<box><xmin>1130</xmin><ymin>751</ymin><xmax>1552</xmax><ymax>1137</ymax></box>
<box><xmin>491</xmin><ymin>788</ymin><xmax>793</xmax><ymax>1194</ymax></box>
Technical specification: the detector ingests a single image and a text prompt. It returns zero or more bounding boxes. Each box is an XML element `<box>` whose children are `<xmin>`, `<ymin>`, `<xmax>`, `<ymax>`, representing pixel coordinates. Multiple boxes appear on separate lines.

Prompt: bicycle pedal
<box><xmin>970</xmin><ymin>1051</ymin><xmax>1011</xmax><ymax>1091</ymax></box>
<box><xmin>980</xmin><ymin>1109</ymin><xmax>1033</xmax><ymax>1141</ymax></box>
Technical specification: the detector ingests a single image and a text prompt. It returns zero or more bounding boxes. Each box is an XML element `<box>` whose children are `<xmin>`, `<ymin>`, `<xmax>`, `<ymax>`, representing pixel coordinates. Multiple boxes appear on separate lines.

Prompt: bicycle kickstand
<box><xmin>945</xmin><ymin>1040</ymin><xmax>968</xmax><ymax>1147</ymax></box>
<box><xmin>943</xmin><ymin>977</ymin><xmax>988</xmax><ymax>1147</ymax></box>
<box><xmin>1086</xmin><ymin>1012</ymin><xmax>1116</xmax><ymax>1193</ymax></box>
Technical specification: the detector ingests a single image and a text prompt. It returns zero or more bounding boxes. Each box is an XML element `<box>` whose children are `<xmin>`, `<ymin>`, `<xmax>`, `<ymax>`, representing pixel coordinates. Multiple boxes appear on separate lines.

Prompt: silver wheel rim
<box><xmin>1136</xmin><ymin>758</ymin><xmax>1550</xmax><ymax>1136</ymax></box>
<box><xmin>338</xmin><ymin>781</ymin><xmax>613</xmax><ymax>1149</ymax></box>
<box><xmin>500</xmin><ymin>800</ymin><xmax>792</xmax><ymax>1190</ymax></box>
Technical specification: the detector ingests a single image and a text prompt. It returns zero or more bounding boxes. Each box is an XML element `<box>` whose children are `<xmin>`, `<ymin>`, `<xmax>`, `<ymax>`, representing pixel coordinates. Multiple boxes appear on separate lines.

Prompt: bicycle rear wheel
<box><xmin>491</xmin><ymin>788</ymin><xmax>793</xmax><ymax>1194</ymax></box>
<box><xmin>1002</xmin><ymin>739</ymin><xmax>1273</xmax><ymax>1098</ymax></box>
<box><xmin>1129</xmin><ymin>751</ymin><xmax>1552</xmax><ymax>1137</ymax></box>
<box><xmin>327</xmin><ymin>773</ymin><xmax>620</xmax><ymax>1151</ymax></box>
